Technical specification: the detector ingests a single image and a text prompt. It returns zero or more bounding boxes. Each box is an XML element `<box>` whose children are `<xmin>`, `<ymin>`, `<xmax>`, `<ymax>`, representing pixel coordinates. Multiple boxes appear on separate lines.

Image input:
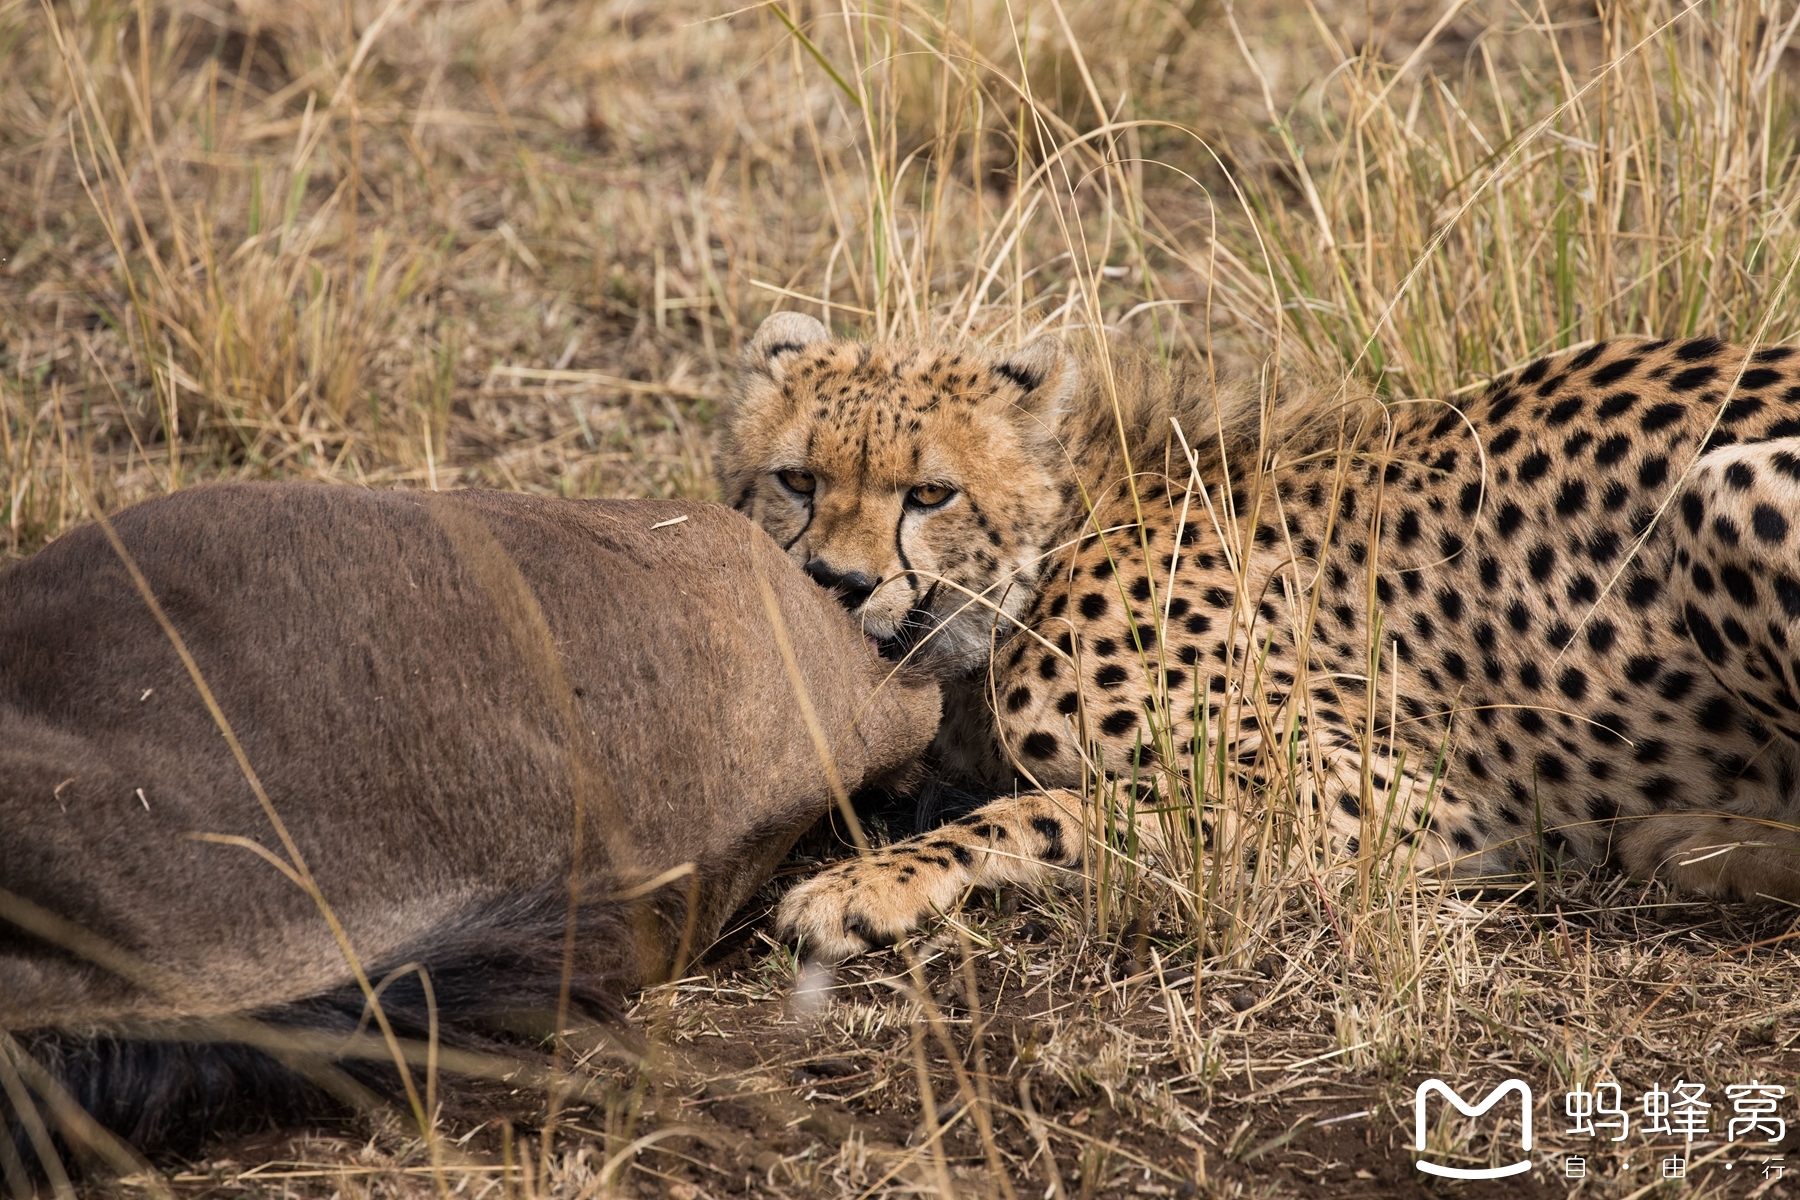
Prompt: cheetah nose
<box><xmin>803</xmin><ymin>559</ymin><xmax>878</xmax><ymax>611</ymax></box>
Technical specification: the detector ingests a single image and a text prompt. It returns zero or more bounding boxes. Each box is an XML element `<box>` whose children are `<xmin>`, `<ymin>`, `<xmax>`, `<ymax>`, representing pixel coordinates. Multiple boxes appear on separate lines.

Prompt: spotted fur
<box><xmin>724</xmin><ymin>314</ymin><xmax>1800</xmax><ymax>957</ymax></box>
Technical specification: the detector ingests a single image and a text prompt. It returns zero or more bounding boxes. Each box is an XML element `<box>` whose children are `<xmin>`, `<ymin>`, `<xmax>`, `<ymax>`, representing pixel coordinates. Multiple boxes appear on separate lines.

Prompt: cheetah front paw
<box><xmin>776</xmin><ymin>792</ymin><xmax>1089</xmax><ymax>959</ymax></box>
<box><xmin>775</xmin><ymin>848</ymin><xmax>971</xmax><ymax>960</ymax></box>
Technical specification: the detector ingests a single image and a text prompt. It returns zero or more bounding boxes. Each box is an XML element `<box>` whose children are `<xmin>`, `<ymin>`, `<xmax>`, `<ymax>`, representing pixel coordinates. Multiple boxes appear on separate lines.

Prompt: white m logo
<box><xmin>1414</xmin><ymin>1078</ymin><xmax>1534</xmax><ymax>1180</ymax></box>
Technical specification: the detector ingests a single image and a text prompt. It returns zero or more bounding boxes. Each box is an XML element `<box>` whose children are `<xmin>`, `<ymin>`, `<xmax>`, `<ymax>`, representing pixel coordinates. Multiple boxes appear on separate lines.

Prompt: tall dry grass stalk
<box><xmin>1233</xmin><ymin>0</ymin><xmax>1800</xmax><ymax>389</ymax></box>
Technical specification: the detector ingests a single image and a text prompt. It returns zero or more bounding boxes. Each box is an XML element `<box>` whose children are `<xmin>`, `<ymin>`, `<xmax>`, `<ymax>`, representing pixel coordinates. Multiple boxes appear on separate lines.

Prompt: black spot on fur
<box><xmin>1030</xmin><ymin>817</ymin><xmax>1069</xmax><ymax>863</ymax></box>
<box><xmin>1554</xmin><ymin>479</ymin><xmax>1588</xmax><ymax>515</ymax></box>
<box><xmin>1774</xmin><ymin>573</ymin><xmax>1800</xmax><ymax>618</ymax></box>
<box><xmin>1591</xmin><ymin>358</ymin><xmax>1640</xmax><ymax>386</ymax></box>
<box><xmin>1659</xmin><ymin>671</ymin><xmax>1697</xmax><ymax>701</ymax></box>
<box><xmin>1527</xmin><ymin>544</ymin><xmax>1556</xmax><ymax>581</ymax></box>
<box><xmin>1100</xmin><ymin>710</ymin><xmax>1138</xmax><ymax>737</ymax></box>
<box><xmin>1697</xmin><ymin>695</ymin><xmax>1735</xmax><ymax>733</ymax></box>
<box><xmin>1670</xmin><ymin>364</ymin><xmax>1718</xmax><ymax>391</ymax></box>
<box><xmin>1681</xmin><ymin>492</ymin><xmax>1707</xmax><ymax>533</ymax></box>
<box><xmin>1589</xmin><ymin>713</ymin><xmax>1630</xmax><ymax>744</ymax></box>
<box><xmin>1686</xmin><ymin>604</ymin><xmax>1727</xmax><ymax>664</ymax></box>
<box><xmin>1593</xmin><ymin>434</ymin><xmax>1631</xmax><ymax>466</ymax></box>
<box><xmin>1722</xmin><ymin>564</ymin><xmax>1758</xmax><ymax>607</ymax></box>
<box><xmin>1547</xmin><ymin>396</ymin><xmax>1584</xmax><ymax>424</ymax></box>
<box><xmin>1724</xmin><ymin>397</ymin><xmax>1767</xmax><ymax>423</ymax></box>
<box><xmin>1459</xmin><ymin>480</ymin><xmax>1483</xmax><ymax>515</ymax></box>
<box><xmin>1627</xmin><ymin>575</ymin><xmax>1663</xmax><ymax>611</ymax></box>
<box><xmin>1557</xmin><ymin>667</ymin><xmax>1588</xmax><ymax>701</ymax></box>
<box><xmin>1597</xmin><ymin>392</ymin><xmax>1639</xmax><ymax>419</ymax></box>
<box><xmin>1753</xmin><ymin>504</ymin><xmax>1790</xmax><ymax>544</ymax></box>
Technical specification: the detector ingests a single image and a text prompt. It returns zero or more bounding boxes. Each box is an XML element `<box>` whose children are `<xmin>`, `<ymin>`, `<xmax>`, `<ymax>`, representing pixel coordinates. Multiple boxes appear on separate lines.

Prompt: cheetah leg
<box><xmin>1302</xmin><ymin>729</ymin><xmax>1509</xmax><ymax>878</ymax></box>
<box><xmin>776</xmin><ymin>788</ymin><xmax>1120</xmax><ymax>960</ymax></box>
<box><xmin>1670</xmin><ymin>440</ymin><xmax>1800</xmax><ymax>739</ymax></box>
<box><xmin>1167</xmin><ymin>690</ymin><xmax>1491</xmax><ymax>874</ymax></box>
<box><xmin>1660</xmin><ymin>439</ymin><xmax>1800</xmax><ymax>895</ymax></box>
<box><xmin>781</xmin><ymin>717</ymin><xmax>1504</xmax><ymax>960</ymax></box>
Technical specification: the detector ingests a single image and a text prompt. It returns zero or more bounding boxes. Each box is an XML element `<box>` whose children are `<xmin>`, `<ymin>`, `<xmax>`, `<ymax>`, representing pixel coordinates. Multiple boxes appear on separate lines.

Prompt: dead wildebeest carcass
<box><xmin>0</xmin><ymin>481</ymin><xmax>938</xmax><ymax>1180</ymax></box>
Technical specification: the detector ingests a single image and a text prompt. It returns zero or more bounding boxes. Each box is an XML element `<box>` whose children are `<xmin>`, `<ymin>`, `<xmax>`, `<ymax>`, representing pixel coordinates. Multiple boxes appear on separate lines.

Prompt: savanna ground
<box><xmin>8</xmin><ymin>0</ymin><xmax>1800</xmax><ymax>1195</ymax></box>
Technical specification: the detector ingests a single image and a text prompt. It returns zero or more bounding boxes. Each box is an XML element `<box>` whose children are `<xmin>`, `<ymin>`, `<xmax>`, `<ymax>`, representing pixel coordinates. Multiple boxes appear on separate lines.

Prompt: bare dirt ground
<box><xmin>103</xmin><ymin>864</ymin><xmax>1800</xmax><ymax>1200</ymax></box>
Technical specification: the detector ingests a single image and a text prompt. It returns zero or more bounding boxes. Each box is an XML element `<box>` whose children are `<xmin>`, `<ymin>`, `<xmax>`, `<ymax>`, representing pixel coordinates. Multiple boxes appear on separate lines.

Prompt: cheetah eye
<box><xmin>906</xmin><ymin>483</ymin><xmax>956</xmax><ymax>509</ymax></box>
<box><xmin>776</xmin><ymin>469</ymin><xmax>816</xmax><ymax>496</ymax></box>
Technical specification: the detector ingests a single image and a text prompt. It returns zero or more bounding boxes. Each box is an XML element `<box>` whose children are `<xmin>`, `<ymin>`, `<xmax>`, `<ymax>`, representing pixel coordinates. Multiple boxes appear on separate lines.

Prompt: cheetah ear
<box><xmin>745</xmin><ymin>312</ymin><xmax>829</xmax><ymax>379</ymax></box>
<box><xmin>991</xmin><ymin>335</ymin><xmax>1078</xmax><ymax>424</ymax></box>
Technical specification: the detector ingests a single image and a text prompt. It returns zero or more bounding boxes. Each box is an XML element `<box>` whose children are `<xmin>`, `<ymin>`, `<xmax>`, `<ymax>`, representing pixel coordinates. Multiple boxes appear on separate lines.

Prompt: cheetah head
<box><xmin>721</xmin><ymin>313</ymin><xmax>1077</xmax><ymax>676</ymax></box>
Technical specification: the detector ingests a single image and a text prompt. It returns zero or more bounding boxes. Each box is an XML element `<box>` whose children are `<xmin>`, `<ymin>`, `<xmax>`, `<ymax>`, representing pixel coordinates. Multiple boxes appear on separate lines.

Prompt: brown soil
<box><xmin>135</xmin><ymin>882</ymin><xmax>1800</xmax><ymax>1200</ymax></box>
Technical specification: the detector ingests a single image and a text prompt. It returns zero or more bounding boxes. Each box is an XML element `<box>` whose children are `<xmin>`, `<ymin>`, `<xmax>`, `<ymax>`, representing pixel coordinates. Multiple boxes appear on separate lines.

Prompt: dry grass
<box><xmin>8</xmin><ymin>0</ymin><xmax>1800</xmax><ymax>1195</ymax></box>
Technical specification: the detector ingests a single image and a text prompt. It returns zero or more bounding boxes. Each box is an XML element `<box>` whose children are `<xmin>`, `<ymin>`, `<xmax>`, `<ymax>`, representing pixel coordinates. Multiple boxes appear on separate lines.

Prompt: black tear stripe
<box><xmin>782</xmin><ymin>432</ymin><xmax>818</xmax><ymax>552</ymax></box>
<box><xmin>781</xmin><ymin>506</ymin><xmax>814</xmax><ymax>552</ymax></box>
<box><xmin>894</xmin><ymin>512</ymin><xmax>924</xmax><ymax>606</ymax></box>
<box><xmin>993</xmin><ymin>362</ymin><xmax>1040</xmax><ymax>392</ymax></box>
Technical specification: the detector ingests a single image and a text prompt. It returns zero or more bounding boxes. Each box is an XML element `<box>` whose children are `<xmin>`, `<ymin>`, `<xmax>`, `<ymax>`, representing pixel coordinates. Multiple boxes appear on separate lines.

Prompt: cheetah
<box><xmin>723</xmin><ymin>311</ymin><xmax>1800</xmax><ymax>958</ymax></box>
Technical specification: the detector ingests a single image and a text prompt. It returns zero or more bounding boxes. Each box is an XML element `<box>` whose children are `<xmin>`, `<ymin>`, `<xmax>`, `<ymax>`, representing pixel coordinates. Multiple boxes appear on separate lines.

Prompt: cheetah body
<box><xmin>724</xmin><ymin>313</ymin><xmax>1800</xmax><ymax>957</ymax></box>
